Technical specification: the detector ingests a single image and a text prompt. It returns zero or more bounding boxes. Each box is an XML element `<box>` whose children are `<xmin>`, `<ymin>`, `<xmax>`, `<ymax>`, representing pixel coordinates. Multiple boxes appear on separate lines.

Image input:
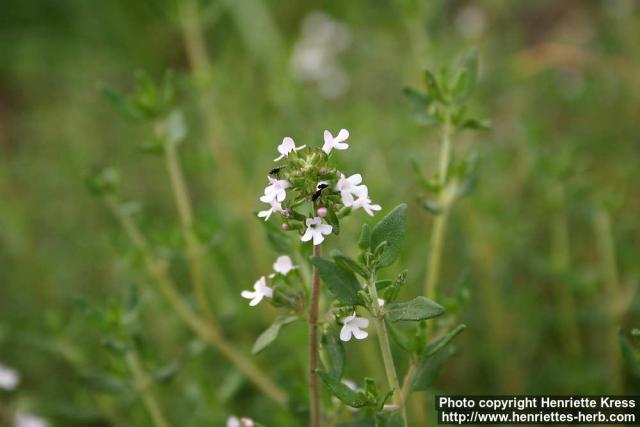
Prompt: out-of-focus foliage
<box><xmin>1</xmin><ymin>0</ymin><xmax>640</xmax><ymax>425</ymax></box>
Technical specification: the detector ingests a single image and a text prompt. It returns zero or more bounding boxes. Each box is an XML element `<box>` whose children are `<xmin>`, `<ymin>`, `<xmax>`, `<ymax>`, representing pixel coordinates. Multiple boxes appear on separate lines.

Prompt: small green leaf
<box><xmin>385</xmin><ymin>296</ymin><xmax>445</xmax><ymax>322</ymax></box>
<box><xmin>370</xmin><ymin>204</ymin><xmax>407</xmax><ymax>269</ymax></box>
<box><xmin>316</xmin><ymin>370</ymin><xmax>370</xmax><ymax>408</ymax></box>
<box><xmin>320</xmin><ymin>328</ymin><xmax>345</xmax><ymax>379</ymax></box>
<box><xmin>98</xmin><ymin>82</ymin><xmax>145</xmax><ymax>121</ymax></box>
<box><xmin>620</xmin><ymin>331</ymin><xmax>640</xmax><ymax>378</ymax></box>
<box><xmin>423</xmin><ymin>69</ymin><xmax>443</xmax><ymax>102</ymax></box>
<box><xmin>154</xmin><ymin>361</ymin><xmax>179</xmax><ymax>384</ymax></box>
<box><xmin>411</xmin><ymin>345</ymin><xmax>456</xmax><ymax>391</ymax></box>
<box><xmin>375</xmin><ymin>280</ymin><xmax>393</xmax><ymax>291</ymax></box>
<box><xmin>403</xmin><ymin>86</ymin><xmax>437</xmax><ymax>126</ymax></box>
<box><xmin>358</xmin><ymin>223</ymin><xmax>371</xmax><ymax>250</ymax></box>
<box><xmin>421</xmin><ymin>199</ymin><xmax>443</xmax><ymax>215</ymax></box>
<box><xmin>331</xmin><ymin>250</ymin><xmax>369</xmax><ymax>278</ymax></box>
<box><xmin>310</xmin><ymin>257</ymin><xmax>362</xmax><ymax>305</ymax></box>
<box><xmin>459</xmin><ymin>118</ymin><xmax>491</xmax><ymax>131</ymax></box>
<box><xmin>252</xmin><ymin>315</ymin><xmax>298</xmax><ymax>354</ymax></box>
<box><xmin>424</xmin><ymin>324</ymin><xmax>466</xmax><ymax>357</ymax></box>
<box><xmin>453</xmin><ymin>48</ymin><xmax>478</xmax><ymax>102</ymax></box>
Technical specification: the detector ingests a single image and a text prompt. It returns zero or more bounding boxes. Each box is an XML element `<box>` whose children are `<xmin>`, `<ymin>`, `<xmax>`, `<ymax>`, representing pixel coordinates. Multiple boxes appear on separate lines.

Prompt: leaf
<box><xmin>385</xmin><ymin>296</ymin><xmax>445</xmax><ymax>322</ymax></box>
<box><xmin>410</xmin><ymin>158</ymin><xmax>440</xmax><ymax>192</ymax></box>
<box><xmin>375</xmin><ymin>280</ymin><xmax>393</xmax><ymax>291</ymax></box>
<box><xmin>331</xmin><ymin>250</ymin><xmax>369</xmax><ymax>279</ymax></box>
<box><xmin>316</xmin><ymin>370</ymin><xmax>370</xmax><ymax>408</ymax></box>
<box><xmin>370</xmin><ymin>204</ymin><xmax>407</xmax><ymax>269</ymax></box>
<box><xmin>421</xmin><ymin>199</ymin><xmax>443</xmax><ymax>215</ymax></box>
<box><xmin>411</xmin><ymin>345</ymin><xmax>456</xmax><ymax>391</ymax></box>
<box><xmin>252</xmin><ymin>315</ymin><xmax>298</xmax><ymax>354</ymax></box>
<box><xmin>620</xmin><ymin>331</ymin><xmax>640</xmax><ymax>378</ymax></box>
<box><xmin>358</xmin><ymin>223</ymin><xmax>371</xmax><ymax>250</ymax></box>
<box><xmin>459</xmin><ymin>118</ymin><xmax>491</xmax><ymax>131</ymax></box>
<box><xmin>453</xmin><ymin>48</ymin><xmax>478</xmax><ymax>102</ymax></box>
<box><xmin>320</xmin><ymin>328</ymin><xmax>345</xmax><ymax>379</ymax></box>
<box><xmin>310</xmin><ymin>257</ymin><xmax>362</xmax><ymax>305</ymax></box>
<box><xmin>98</xmin><ymin>82</ymin><xmax>145</xmax><ymax>121</ymax></box>
<box><xmin>154</xmin><ymin>361</ymin><xmax>179</xmax><ymax>384</ymax></box>
<box><xmin>402</xmin><ymin>86</ymin><xmax>436</xmax><ymax>126</ymax></box>
<box><xmin>259</xmin><ymin>219</ymin><xmax>291</xmax><ymax>253</ymax></box>
<box><xmin>424</xmin><ymin>324</ymin><xmax>466</xmax><ymax>357</ymax></box>
<box><xmin>423</xmin><ymin>69</ymin><xmax>443</xmax><ymax>102</ymax></box>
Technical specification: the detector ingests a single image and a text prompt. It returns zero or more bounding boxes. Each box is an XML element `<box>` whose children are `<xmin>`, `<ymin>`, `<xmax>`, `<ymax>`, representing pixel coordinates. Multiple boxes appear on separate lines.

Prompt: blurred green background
<box><xmin>1</xmin><ymin>0</ymin><xmax>640</xmax><ymax>425</ymax></box>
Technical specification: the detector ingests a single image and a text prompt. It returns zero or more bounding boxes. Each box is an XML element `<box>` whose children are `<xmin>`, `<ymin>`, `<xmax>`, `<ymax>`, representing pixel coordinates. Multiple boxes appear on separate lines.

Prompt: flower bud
<box><xmin>282</xmin><ymin>209</ymin><xmax>291</xmax><ymax>218</ymax></box>
<box><xmin>316</xmin><ymin>207</ymin><xmax>328</xmax><ymax>217</ymax></box>
<box><xmin>318</xmin><ymin>167</ymin><xmax>328</xmax><ymax>175</ymax></box>
<box><xmin>281</xmin><ymin>223</ymin><xmax>289</xmax><ymax>230</ymax></box>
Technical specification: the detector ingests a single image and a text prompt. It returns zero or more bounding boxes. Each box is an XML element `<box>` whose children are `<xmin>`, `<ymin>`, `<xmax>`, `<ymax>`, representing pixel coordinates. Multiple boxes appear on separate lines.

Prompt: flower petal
<box><xmin>352</xmin><ymin>328</ymin><xmax>368</xmax><ymax>340</ymax></box>
<box><xmin>339</xmin><ymin>325</ymin><xmax>353</xmax><ymax>342</ymax></box>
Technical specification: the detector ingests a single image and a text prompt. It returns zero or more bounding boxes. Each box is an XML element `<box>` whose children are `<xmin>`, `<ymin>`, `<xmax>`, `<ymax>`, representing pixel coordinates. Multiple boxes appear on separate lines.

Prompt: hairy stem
<box><xmin>367</xmin><ymin>274</ymin><xmax>407</xmax><ymax>425</ymax></box>
<box><xmin>164</xmin><ymin>143</ymin><xmax>212</xmax><ymax>320</ymax></box>
<box><xmin>424</xmin><ymin>113</ymin><xmax>453</xmax><ymax>301</ymax></box>
<box><xmin>309</xmin><ymin>244</ymin><xmax>322</xmax><ymax>427</ymax></box>
<box><xmin>105</xmin><ymin>197</ymin><xmax>287</xmax><ymax>404</ymax></box>
<box><xmin>125</xmin><ymin>350</ymin><xmax>170</xmax><ymax>427</ymax></box>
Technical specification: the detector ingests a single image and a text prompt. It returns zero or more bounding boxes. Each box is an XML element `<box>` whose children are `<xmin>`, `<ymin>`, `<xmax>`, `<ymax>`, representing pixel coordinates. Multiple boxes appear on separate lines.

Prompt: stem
<box><xmin>367</xmin><ymin>274</ymin><xmax>407</xmax><ymax>425</ymax></box>
<box><xmin>164</xmin><ymin>143</ymin><xmax>212</xmax><ymax>320</ymax></box>
<box><xmin>125</xmin><ymin>350</ymin><xmax>170</xmax><ymax>427</ymax></box>
<box><xmin>105</xmin><ymin>197</ymin><xmax>287</xmax><ymax>405</ymax></box>
<box><xmin>550</xmin><ymin>185</ymin><xmax>581</xmax><ymax>360</ymax></box>
<box><xmin>309</xmin><ymin>244</ymin><xmax>322</xmax><ymax>427</ymax></box>
<box><xmin>594</xmin><ymin>208</ymin><xmax>623</xmax><ymax>393</ymax></box>
<box><xmin>424</xmin><ymin>112</ymin><xmax>453</xmax><ymax>301</ymax></box>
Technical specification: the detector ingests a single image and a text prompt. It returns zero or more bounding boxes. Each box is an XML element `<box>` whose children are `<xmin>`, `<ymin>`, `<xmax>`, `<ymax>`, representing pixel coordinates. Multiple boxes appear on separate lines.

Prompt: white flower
<box><xmin>274</xmin><ymin>137</ymin><xmax>306</xmax><ymax>161</ymax></box>
<box><xmin>301</xmin><ymin>217</ymin><xmax>333</xmax><ymax>245</ymax></box>
<box><xmin>352</xmin><ymin>192</ymin><xmax>381</xmax><ymax>216</ymax></box>
<box><xmin>241</xmin><ymin>277</ymin><xmax>273</xmax><ymax>306</ymax></box>
<box><xmin>339</xmin><ymin>313</ymin><xmax>369</xmax><ymax>341</ymax></box>
<box><xmin>378</xmin><ymin>298</ymin><xmax>385</xmax><ymax>307</ymax></box>
<box><xmin>227</xmin><ymin>416</ymin><xmax>255</xmax><ymax>427</ymax></box>
<box><xmin>0</xmin><ymin>364</ymin><xmax>19</xmax><ymax>391</ymax></box>
<box><xmin>14</xmin><ymin>413</ymin><xmax>49</xmax><ymax>427</ymax></box>
<box><xmin>335</xmin><ymin>173</ymin><xmax>367</xmax><ymax>207</ymax></box>
<box><xmin>258</xmin><ymin>200</ymin><xmax>283</xmax><ymax>221</ymax></box>
<box><xmin>260</xmin><ymin>176</ymin><xmax>290</xmax><ymax>203</ymax></box>
<box><xmin>322</xmin><ymin>129</ymin><xmax>349</xmax><ymax>154</ymax></box>
<box><xmin>273</xmin><ymin>255</ymin><xmax>296</xmax><ymax>275</ymax></box>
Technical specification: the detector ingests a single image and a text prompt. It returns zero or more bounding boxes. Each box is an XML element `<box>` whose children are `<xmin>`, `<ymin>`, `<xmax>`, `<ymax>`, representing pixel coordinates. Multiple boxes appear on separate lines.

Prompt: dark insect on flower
<box><xmin>312</xmin><ymin>183</ymin><xmax>329</xmax><ymax>202</ymax></box>
<box><xmin>269</xmin><ymin>167</ymin><xmax>284</xmax><ymax>177</ymax></box>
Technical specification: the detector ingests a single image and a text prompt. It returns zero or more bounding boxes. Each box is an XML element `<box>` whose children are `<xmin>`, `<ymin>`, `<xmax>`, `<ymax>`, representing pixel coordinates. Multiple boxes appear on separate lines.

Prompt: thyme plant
<box><xmin>246</xmin><ymin>131</ymin><xmax>465</xmax><ymax>426</ymax></box>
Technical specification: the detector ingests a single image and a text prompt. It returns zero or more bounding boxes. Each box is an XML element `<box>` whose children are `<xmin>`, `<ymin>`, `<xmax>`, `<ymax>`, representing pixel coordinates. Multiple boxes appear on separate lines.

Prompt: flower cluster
<box><xmin>0</xmin><ymin>363</ymin><xmax>49</xmax><ymax>427</ymax></box>
<box><xmin>241</xmin><ymin>256</ymin><xmax>297</xmax><ymax>307</ymax></box>
<box><xmin>227</xmin><ymin>416</ymin><xmax>255</xmax><ymax>427</ymax></box>
<box><xmin>257</xmin><ymin>129</ymin><xmax>381</xmax><ymax>246</ymax></box>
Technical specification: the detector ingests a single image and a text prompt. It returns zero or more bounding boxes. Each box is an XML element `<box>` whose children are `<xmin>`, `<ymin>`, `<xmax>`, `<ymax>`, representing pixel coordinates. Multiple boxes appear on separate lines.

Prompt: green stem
<box><xmin>105</xmin><ymin>197</ymin><xmax>288</xmax><ymax>405</ymax></box>
<box><xmin>424</xmin><ymin>112</ymin><xmax>453</xmax><ymax>301</ymax></box>
<box><xmin>164</xmin><ymin>142</ymin><xmax>212</xmax><ymax>320</ymax></box>
<box><xmin>594</xmin><ymin>208</ymin><xmax>623</xmax><ymax>393</ymax></box>
<box><xmin>309</xmin><ymin>244</ymin><xmax>322</xmax><ymax>427</ymax></box>
<box><xmin>125</xmin><ymin>350</ymin><xmax>170</xmax><ymax>427</ymax></box>
<box><xmin>367</xmin><ymin>273</ymin><xmax>407</xmax><ymax>425</ymax></box>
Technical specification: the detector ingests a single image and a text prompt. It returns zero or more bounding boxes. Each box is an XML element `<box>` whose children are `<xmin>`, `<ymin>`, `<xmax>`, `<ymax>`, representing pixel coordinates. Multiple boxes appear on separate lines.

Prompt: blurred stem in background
<box><xmin>103</xmin><ymin>196</ymin><xmax>288</xmax><ymax>404</ymax></box>
<box><xmin>125</xmin><ymin>349</ymin><xmax>170</xmax><ymax>427</ymax></box>
<box><xmin>550</xmin><ymin>185</ymin><xmax>582</xmax><ymax>360</ymax></box>
<box><xmin>464</xmin><ymin>213</ymin><xmax>522</xmax><ymax>394</ymax></box>
<box><xmin>594</xmin><ymin>207</ymin><xmax>623</xmax><ymax>393</ymax></box>
<box><xmin>309</xmin><ymin>244</ymin><xmax>322</xmax><ymax>427</ymax></box>
<box><xmin>164</xmin><ymin>140</ymin><xmax>212</xmax><ymax>320</ymax></box>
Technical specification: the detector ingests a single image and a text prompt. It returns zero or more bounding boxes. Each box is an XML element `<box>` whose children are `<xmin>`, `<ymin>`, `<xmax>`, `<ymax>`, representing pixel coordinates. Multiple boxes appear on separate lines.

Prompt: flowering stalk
<box><xmin>103</xmin><ymin>196</ymin><xmax>287</xmax><ymax>405</ymax></box>
<box><xmin>309</xmin><ymin>243</ymin><xmax>322</xmax><ymax>427</ymax></box>
<box><xmin>124</xmin><ymin>349</ymin><xmax>170</xmax><ymax>427</ymax></box>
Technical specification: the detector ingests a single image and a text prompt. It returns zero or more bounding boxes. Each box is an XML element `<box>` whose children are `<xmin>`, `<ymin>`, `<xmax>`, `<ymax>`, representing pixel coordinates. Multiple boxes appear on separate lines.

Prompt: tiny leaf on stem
<box><xmin>320</xmin><ymin>328</ymin><xmax>346</xmax><ymax>379</ymax></box>
<box><xmin>316</xmin><ymin>370</ymin><xmax>370</xmax><ymax>408</ymax></box>
<box><xmin>252</xmin><ymin>315</ymin><xmax>298</xmax><ymax>354</ymax></box>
